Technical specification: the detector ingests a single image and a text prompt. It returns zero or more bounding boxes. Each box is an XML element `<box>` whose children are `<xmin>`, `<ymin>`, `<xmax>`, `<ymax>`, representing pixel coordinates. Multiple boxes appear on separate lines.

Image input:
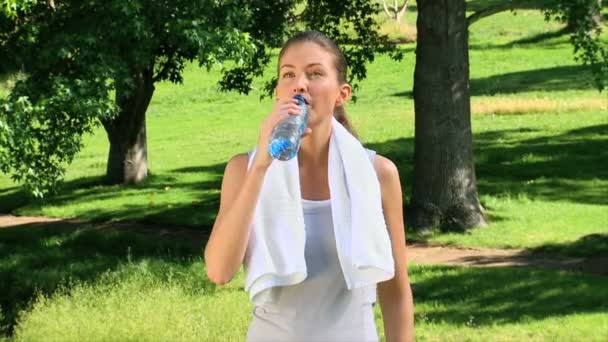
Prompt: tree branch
<box><xmin>467</xmin><ymin>1</ymin><xmax>520</xmax><ymax>27</ymax></box>
<box><xmin>382</xmin><ymin>0</ymin><xmax>394</xmax><ymax>20</ymax></box>
<box><xmin>397</xmin><ymin>0</ymin><xmax>410</xmax><ymax>23</ymax></box>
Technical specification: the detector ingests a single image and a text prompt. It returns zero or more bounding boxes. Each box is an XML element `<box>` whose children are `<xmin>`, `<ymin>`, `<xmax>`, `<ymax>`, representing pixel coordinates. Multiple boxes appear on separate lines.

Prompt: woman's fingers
<box><xmin>279</xmin><ymin>103</ymin><xmax>302</xmax><ymax>116</ymax></box>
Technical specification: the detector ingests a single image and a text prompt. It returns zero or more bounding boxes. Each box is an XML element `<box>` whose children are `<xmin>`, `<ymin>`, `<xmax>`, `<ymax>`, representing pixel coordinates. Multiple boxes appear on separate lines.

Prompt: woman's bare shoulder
<box><xmin>224</xmin><ymin>153</ymin><xmax>249</xmax><ymax>177</ymax></box>
<box><xmin>372</xmin><ymin>153</ymin><xmax>400</xmax><ymax>184</ymax></box>
<box><xmin>228</xmin><ymin>153</ymin><xmax>249</xmax><ymax>167</ymax></box>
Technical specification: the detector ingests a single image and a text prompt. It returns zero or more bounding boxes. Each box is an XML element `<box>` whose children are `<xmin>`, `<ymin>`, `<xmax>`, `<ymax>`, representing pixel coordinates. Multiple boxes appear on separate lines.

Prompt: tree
<box><xmin>0</xmin><ymin>0</ymin><xmax>400</xmax><ymax>197</ymax></box>
<box><xmin>0</xmin><ymin>0</ymin><xmax>258</xmax><ymax>196</ymax></box>
<box><xmin>381</xmin><ymin>0</ymin><xmax>411</xmax><ymax>23</ymax></box>
<box><xmin>410</xmin><ymin>0</ymin><xmax>486</xmax><ymax>233</ymax></box>
<box><xmin>409</xmin><ymin>0</ymin><xmax>607</xmax><ymax>232</ymax></box>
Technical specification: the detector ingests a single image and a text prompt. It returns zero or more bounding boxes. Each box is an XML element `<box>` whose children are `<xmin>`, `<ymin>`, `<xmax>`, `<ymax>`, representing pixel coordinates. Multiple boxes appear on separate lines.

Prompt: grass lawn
<box><xmin>1</xmin><ymin>9</ymin><xmax>605</xmax><ymax>255</ymax></box>
<box><xmin>1</xmin><ymin>6</ymin><xmax>607</xmax><ymax>341</ymax></box>
<box><xmin>2</xmin><ymin>222</ymin><xmax>606</xmax><ymax>341</ymax></box>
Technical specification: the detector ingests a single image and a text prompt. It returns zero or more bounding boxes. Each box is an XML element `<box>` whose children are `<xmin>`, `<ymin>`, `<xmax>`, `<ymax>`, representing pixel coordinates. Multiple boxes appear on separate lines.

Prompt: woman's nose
<box><xmin>292</xmin><ymin>75</ymin><xmax>307</xmax><ymax>93</ymax></box>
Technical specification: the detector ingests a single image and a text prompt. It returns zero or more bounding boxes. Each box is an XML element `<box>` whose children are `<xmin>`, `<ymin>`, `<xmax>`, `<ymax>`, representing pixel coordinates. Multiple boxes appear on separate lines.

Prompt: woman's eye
<box><xmin>310</xmin><ymin>70</ymin><xmax>324</xmax><ymax>77</ymax></box>
<box><xmin>282</xmin><ymin>72</ymin><xmax>295</xmax><ymax>78</ymax></box>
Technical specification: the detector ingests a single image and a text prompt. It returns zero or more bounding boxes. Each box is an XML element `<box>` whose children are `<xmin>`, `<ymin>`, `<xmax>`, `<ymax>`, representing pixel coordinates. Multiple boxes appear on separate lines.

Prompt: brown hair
<box><xmin>278</xmin><ymin>30</ymin><xmax>358</xmax><ymax>138</ymax></box>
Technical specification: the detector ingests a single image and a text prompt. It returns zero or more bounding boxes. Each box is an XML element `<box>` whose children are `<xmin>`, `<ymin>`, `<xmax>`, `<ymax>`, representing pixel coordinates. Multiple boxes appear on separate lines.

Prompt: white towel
<box><xmin>244</xmin><ymin>117</ymin><xmax>395</xmax><ymax>305</ymax></box>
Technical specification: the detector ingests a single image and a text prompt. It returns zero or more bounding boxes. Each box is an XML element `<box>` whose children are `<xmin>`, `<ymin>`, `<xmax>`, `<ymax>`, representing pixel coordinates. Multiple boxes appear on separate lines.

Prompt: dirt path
<box><xmin>2</xmin><ymin>214</ymin><xmax>606</xmax><ymax>276</ymax></box>
<box><xmin>407</xmin><ymin>242</ymin><xmax>607</xmax><ymax>276</ymax></box>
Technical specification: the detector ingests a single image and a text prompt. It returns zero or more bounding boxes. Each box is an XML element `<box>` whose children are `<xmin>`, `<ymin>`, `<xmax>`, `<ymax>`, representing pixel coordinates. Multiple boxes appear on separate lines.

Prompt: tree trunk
<box><xmin>410</xmin><ymin>0</ymin><xmax>486</xmax><ymax>232</ymax></box>
<box><xmin>566</xmin><ymin>0</ymin><xmax>603</xmax><ymax>33</ymax></box>
<box><xmin>101</xmin><ymin>68</ymin><xmax>154</xmax><ymax>185</ymax></box>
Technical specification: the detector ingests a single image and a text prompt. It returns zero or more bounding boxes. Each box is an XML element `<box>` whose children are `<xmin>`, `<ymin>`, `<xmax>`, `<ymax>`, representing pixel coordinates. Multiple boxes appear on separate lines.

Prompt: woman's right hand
<box><xmin>251</xmin><ymin>97</ymin><xmax>312</xmax><ymax>170</ymax></box>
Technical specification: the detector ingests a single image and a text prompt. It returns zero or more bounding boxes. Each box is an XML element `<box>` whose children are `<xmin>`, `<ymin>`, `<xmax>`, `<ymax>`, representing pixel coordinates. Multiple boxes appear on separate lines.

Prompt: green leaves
<box><xmin>1</xmin><ymin>0</ymin><xmax>38</xmax><ymax>18</ymax></box>
<box><xmin>0</xmin><ymin>75</ymin><xmax>113</xmax><ymax>197</ymax></box>
<box><xmin>541</xmin><ymin>0</ymin><xmax>607</xmax><ymax>91</ymax></box>
<box><xmin>0</xmin><ymin>0</ymin><xmax>401</xmax><ymax>197</ymax></box>
<box><xmin>0</xmin><ymin>0</ymin><xmax>257</xmax><ymax>197</ymax></box>
<box><xmin>218</xmin><ymin>0</ymin><xmax>403</xmax><ymax>98</ymax></box>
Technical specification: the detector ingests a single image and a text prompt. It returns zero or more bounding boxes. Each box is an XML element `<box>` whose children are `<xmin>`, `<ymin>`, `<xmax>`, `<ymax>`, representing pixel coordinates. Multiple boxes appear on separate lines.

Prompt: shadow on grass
<box><xmin>0</xmin><ymin>167</ymin><xmax>225</xmax><ymax>229</ymax></box>
<box><xmin>469</xmin><ymin>28</ymin><xmax>572</xmax><ymax>51</ymax></box>
<box><xmin>0</xmin><ymin>188</ymin><xmax>29</xmax><ymax>214</ymax></box>
<box><xmin>393</xmin><ymin>64</ymin><xmax>596</xmax><ymax>98</ymax></box>
<box><xmin>475</xmin><ymin>123</ymin><xmax>608</xmax><ymax>205</ymax></box>
<box><xmin>465</xmin><ymin>0</ymin><xmax>544</xmax><ymax>12</ymax></box>
<box><xmin>470</xmin><ymin>65</ymin><xmax>596</xmax><ymax>95</ymax></box>
<box><xmin>171</xmin><ymin>163</ymin><xmax>227</xmax><ymax>174</ymax></box>
<box><xmin>0</xmin><ymin>219</ymin><xmax>212</xmax><ymax>336</ymax></box>
<box><xmin>0</xmin><ymin>126</ymin><xmax>606</xmax><ymax>336</ymax></box>
<box><xmin>451</xmin><ymin>246</ymin><xmax>607</xmax><ymax>274</ymax></box>
<box><xmin>376</xmin><ymin>123</ymin><xmax>608</xmax><ymax>256</ymax></box>
<box><xmin>368</xmin><ymin>123</ymin><xmax>607</xmax><ymax>206</ymax></box>
<box><xmin>530</xmin><ymin>233</ymin><xmax>608</xmax><ymax>258</ymax></box>
<box><xmin>2</xmin><ymin>123</ymin><xmax>605</xmax><ymax>227</ymax></box>
<box><xmin>411</xmin><ymin>265</ymin><xmax>608</xmax><ymax>326</ymax></box>
<box><xmin>498</xmin><ymin>27</ymin><xmax>569</xmax><ymax>48</ymax></box>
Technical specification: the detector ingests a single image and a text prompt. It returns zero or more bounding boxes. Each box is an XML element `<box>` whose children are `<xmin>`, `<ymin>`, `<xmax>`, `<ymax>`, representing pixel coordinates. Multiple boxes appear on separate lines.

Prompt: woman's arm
<box><xmin>204</xmin><ymin>98</ymin><xmax>306</xmax><ymax>285</ymax></box>
<box><xmin>203</xmin><ymin>153</ymin><xmax>269</xmax><ymax>285</ymax></box>
<box><xmin>374</xmin><ymin>154</ymin><xmax>415</xmax><ymax>342</ymax></box>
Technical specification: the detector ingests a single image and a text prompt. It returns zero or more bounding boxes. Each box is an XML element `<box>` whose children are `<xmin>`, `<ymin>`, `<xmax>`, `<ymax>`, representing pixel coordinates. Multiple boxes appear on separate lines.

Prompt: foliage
<box><xmin>0</xmin><ymin>0</ymin><xmax>37</xmax><ymax>18</ymax></box>
<box><xmin>467</xmin><ymin>0</ymin><xmax>607</xmax><ymax>91</ymax></box>
<box><xmin>542</xmin><ymin>0</ymin><xmax>607</xmax><ymax>90</ymax></box>
<box><xmin>0</xmin><ymin>0</ymin><xmax>400</xmax><ymax>197</ymax></box>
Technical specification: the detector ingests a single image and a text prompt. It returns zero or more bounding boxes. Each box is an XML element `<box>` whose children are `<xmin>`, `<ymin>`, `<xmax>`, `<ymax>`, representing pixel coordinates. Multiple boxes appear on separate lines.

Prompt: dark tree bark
<box><xmin>101</xmin><ymin>68</ymin><xmax>154</xmax><ymax>185</ymax></box>
<box><xmin>566</xmin><ymin>0</ymin><xmax>603</xmax><ymax>32</ymax></box>
<box><xmin>410</xmin><ymin>0</ymin><xmax>487</xmax><ymax>232</ymax></box>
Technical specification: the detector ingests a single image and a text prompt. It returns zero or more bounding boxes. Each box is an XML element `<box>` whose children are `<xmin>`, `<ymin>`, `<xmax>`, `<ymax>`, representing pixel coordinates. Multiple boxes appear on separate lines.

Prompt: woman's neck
<box><xmin>297</xmin><ymin>118</ymin><xmax>332</xmax><ymax>168</ymax></box>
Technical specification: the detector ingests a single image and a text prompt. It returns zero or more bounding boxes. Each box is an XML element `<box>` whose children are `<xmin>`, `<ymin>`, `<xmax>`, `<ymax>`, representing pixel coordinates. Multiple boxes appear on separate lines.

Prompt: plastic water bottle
<box><xmin>268</xmin><ymin>94</ymin><xmax>310</xmax><ymax>161</ymax></box>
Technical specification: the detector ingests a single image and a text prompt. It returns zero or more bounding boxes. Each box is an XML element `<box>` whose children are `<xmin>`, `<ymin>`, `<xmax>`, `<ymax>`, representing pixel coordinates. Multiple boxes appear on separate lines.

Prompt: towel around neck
<box><xmin>244</xmin><ymin>117</ymin><xmax>395</xmax><ymax>305</ymax></box>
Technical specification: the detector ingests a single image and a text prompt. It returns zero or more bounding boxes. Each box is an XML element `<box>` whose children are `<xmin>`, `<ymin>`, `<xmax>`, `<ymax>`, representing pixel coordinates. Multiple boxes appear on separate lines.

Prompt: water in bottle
<box><xmin>268</xmin><ymin>94</ymin><xmax>310</xmax><ymax>161</ymax></box>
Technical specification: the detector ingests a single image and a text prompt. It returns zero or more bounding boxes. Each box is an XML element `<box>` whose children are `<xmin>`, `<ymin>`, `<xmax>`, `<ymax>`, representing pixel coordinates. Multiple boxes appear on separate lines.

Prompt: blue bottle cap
<box><xmin>293</xmin><ymin>94</ymin><xmax>308</xmax><ymax>105</ymax></box>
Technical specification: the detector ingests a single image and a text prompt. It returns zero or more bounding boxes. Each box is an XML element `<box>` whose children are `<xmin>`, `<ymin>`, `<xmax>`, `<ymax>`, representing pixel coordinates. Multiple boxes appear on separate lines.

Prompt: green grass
<box><xmin>0</xmin><ymin>220</ymin><xmax>206</xmax><ymax>335</ymax></box>
<box><xmin>2</xmin><ymin>221</ymin><xmax>606</xmax><ymax>340</ymax></box>
<box><xmin>2</xmin><ymin>10</ymin><xmax>605</xmax><ymax>255</ymax></box>
<box><xmin>410</xmin><ymin>111</ymin><xmax>608</xmax><ymax>254</ymax></box>
<box><xmin>1</xmin><ymin>8</ymin><xmax>608</xmax><ymax>340</ymax></box>
<box><xmin>3</xmin><ymin>225</ymin><xmax>606</xmax><ymax>342</ymax></box>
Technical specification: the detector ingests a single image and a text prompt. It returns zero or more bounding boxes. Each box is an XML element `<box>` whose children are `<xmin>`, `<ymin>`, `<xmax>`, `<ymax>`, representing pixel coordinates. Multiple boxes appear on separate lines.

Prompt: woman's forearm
<box><xmin>381</xmin><ymin>283</ymin><xmax>414</xmax><ymax>342</ymax></box>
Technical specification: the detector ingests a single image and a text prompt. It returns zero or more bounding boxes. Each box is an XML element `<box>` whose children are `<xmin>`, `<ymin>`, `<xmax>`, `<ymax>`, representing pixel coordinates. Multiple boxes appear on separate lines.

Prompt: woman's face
<box><xmin>276</xmin><ymin>41</ymin><xmax>350</xmax><ymax>127</ymax></box>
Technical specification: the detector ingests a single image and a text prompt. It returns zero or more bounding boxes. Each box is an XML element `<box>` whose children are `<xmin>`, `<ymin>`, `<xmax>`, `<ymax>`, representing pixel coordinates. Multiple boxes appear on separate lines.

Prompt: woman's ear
<box><xmin>336</xmin><ymin>83</ymin><xmax>352</xmax><ymax>106</ymax></box>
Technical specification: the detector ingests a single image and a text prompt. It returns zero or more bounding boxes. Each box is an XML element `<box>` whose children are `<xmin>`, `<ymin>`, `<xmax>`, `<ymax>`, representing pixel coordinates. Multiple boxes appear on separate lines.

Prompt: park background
<box><xmin>1</xmin><ymin>1</ymin><xmax>607</xmax><ymax>341</ymax></box>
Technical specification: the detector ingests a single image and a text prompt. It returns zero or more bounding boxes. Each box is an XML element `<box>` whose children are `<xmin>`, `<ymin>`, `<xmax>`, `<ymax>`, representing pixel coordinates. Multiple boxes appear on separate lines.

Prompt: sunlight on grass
<box><xmin>1</xmin><ymin>7</ymin><xmax>607</xmax><ymax>340</ymax></box>
<box><xmin>377</xmin><ymin>20</ymin><xmax>417</xmax><ymax>43</ymax></box>
<box><xmin>13</xmin><ymin>261</ymin><xmax>251</xmax><ymax>341</ymax></box>
<box><xmin>432</xmin><ymin>197</ymin><xmax>608</xmax><ymax>254</ymax></box>
<box><xmin>12</xmin><ymin>264</ymin><xmax>608</xmax><ymax>341</ymax></box>
<box><xmin>472</xmin><ymin>97</ymin><xmax>607</xmax><ymax>115</ymax></box>
<box><xmin>1</xmin><ymin>19</ymin><xmax>606</xmax><ymax>253</ymax></box>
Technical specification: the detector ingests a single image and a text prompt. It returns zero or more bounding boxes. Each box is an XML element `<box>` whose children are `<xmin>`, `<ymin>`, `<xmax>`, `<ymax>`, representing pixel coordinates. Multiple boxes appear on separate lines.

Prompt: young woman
<box><xmin>204</xmin><ymin>31</ymin><xmax>414</xmax><ymax>341</ymax></box>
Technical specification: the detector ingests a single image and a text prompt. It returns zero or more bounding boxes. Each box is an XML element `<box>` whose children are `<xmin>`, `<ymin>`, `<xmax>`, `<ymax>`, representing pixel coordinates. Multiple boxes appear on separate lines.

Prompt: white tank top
<box><xmin>246</xmin><ymin>198</ymin><xmax>379</xmax><ymax>341</ymax></box>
